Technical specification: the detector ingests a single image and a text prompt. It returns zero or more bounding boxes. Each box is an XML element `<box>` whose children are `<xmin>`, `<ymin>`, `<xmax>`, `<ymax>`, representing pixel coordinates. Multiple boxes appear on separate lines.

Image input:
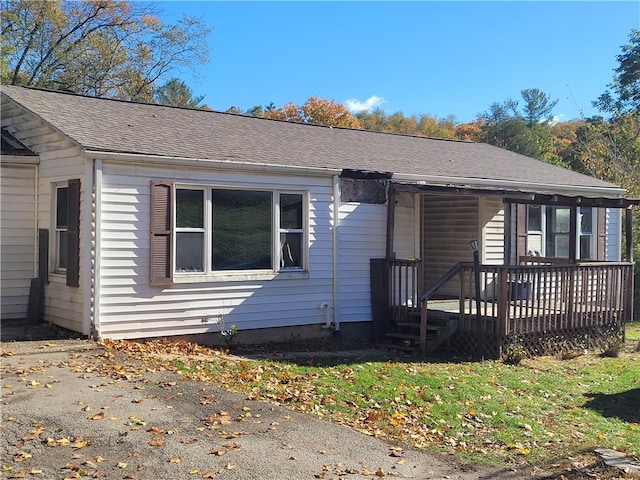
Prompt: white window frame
<box><xmin>53</xmin><ymin>183</ymin><xmax>68</xmax><ymax>272</ymax></box>
<box><xmin>527</xmin><ymin>205</ymin><xmax>596</xmax><ymax>259</ymax></box>
<box><xmin>173</xmin><ymin>185</ymin><xmax>308</xmax><ymax>282</ymax></box>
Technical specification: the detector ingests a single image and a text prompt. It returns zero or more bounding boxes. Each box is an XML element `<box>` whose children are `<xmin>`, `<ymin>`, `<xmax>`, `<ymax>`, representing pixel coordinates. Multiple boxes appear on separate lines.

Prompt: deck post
<box><xmin>569</xmin><ymin>207</ymin><xmax>577</xmax><ymax>263</ymax></box>
<box><xmin>470</xmin><ymin>241</ymin><xmax>483</xmax><ymax>359</ymax></box>
<box><xmin>420</xmin><ymin>302</ymin><xmax>427</xmax><ymax>353</ymax></box>
<box><xmin>386</xmin><ymin>185</ymin><xmax>396</xmax><ymax>261</ymax></box>
<box><xmin>625</xmin><ymin>206</ymin><xmax>634</xmax><ymax>262</ymax></box>
<box><xmin>497</xmin><ymin>267</ymin><xmax>509</xmax><ymax>337</ymax></box>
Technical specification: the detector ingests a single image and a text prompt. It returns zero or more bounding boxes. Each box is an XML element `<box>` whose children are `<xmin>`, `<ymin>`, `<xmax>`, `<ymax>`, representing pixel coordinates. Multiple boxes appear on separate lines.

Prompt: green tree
<box><xmin>355</xmin><ymin>108</ymin><xmax>390</xmax><ymax>132</ymax></box>
<box><xmin>483</xmin><ymin>116</ymin><xmax>541</xmax><ymax>158</ymax></box>
<box><xmin>571</xmin><ymin>29</ymin><xmax>640</xmax><ymax>318</ymax></box>
<box><xmin>521</xmin><ymin>88</ymin><xmax>558</xmax><ymax>125</ymax></box>
<box><xmin>594</xmin><ymin>29</ymin><xmax>640</xmax><ymax>115</ymax></box>
<box><xmin>154</xmin><ymin>77</ymin><xmax>206</xmax><ymax>108</ymax></box>
<box><xmin>481</xmin><ymin>90</ymin><xmax>559</xmax><ymax>162</ymax></box>
<box><xmin>1</xmin><ymin>0</ymin><xmax>210</xmax><ymax>101</ymax></box>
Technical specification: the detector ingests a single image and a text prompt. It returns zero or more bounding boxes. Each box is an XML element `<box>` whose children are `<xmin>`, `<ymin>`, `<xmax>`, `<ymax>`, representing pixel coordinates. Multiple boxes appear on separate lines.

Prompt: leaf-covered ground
<box><xmin>96</xmin><ymin>330</ymin><xmax>640</xmax><ymax>479</ymax></box>
<box><xmin>1</xmin><ymin>326</ymin><xmax>638</xmax><ymax>479</ymax></box>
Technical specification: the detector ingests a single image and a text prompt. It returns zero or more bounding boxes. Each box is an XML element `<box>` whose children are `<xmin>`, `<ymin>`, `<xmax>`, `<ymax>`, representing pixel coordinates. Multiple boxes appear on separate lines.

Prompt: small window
<box><xmin>55</xmin><ymin>186</ymin><xmax>69</xmax><ymax>270</ymax></box>
<box><xmin>53</xmin><ymin>179</ymin><xmax>80</xmax><ymax>287</ymax></box>
<box><xmin>279</xmin><ymin>193</ymin><xmax>304</xmax><ymax>269</ymax></box>
<box><xmin>579</xmin><ymin>207</ymin><xmax>593</xmax><ymax>260</ymax></box>
<box><xmin>527</xmin><ymin>205</ymin><xmax>542</xmax><ymax>232</ymax></box>
<box><xmin>176</xmin><ymin>189</ymin><xmax>205</xmax><ymax>272</ymax></box>
<box><xmin>547</xmin><ymin>207</ymin><xmax>570</xmax><ymax>258</ymax></box>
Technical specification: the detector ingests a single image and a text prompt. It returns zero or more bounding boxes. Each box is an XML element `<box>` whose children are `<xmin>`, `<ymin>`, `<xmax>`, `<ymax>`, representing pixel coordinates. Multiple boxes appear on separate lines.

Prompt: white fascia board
<box><xmin>391</xmin><ymin>172</ymin><xmax>627</xmax><ymax>198</ymax></box>
<box><xmin>82</xmin><ymin>150</ymin><xmax>340</xmax><ymax>177</ymax></box>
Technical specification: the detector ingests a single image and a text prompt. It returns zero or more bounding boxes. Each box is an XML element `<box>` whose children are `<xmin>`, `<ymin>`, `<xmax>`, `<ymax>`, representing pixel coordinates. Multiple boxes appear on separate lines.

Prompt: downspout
<box><xmin>332</xmin><ymin>174</ymin><xmax>340</xmax><ymax>332</ymax></box>
<box><xmin>82</xmin><ymin>158</ymin><xmax>95</xmax><ymax>337</ymax></box>
<box><xmin>90</xmin><ymin>159</ymin><xmax>103</xmax><ymax>338</ymax></box>
<box><xmin>33</xmin><ymin>164</ymin><xmax>39</xmax><ymax>279</ymax></box>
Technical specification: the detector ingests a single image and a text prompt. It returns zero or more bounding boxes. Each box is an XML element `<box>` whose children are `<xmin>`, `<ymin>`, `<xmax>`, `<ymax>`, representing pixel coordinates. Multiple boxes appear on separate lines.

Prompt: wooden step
<box><xmin>396</xmin><ymin>322</ymin><xmax>442</xmax><ymax>333</ymax></box>
<box><xmin>385</xmin><ymin>332</ymin><xmax>420</xmax><ymax>341</ymax></box>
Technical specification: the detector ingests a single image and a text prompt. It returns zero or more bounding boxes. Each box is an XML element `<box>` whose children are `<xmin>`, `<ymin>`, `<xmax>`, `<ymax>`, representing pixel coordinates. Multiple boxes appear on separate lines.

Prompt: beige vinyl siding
<box><xmin>97</xmin><ymin>162</ymin><xmax>335</xmax><ymax>339</ymax></box>
<box><xmin>480</xmin><ymin>196</ymin><xmax>505</xmax><ymax>264</ymax></box>
<box><xmin>605</xmin><ymin>208</ymin><xmax>621</xmax><ymax>261</ymax></box>
<box><xmin>393</xmin><ymin>192</ymin><xmax>419</xmax><ymax>259</ymax></box>
<box><xmin>0</xmin><ymin>163</ymin><xmax>37</xmax><ymax>318</ymax></box>
<box><xmin>2</xmin><ymin>96</ymin><xmax>87</xmax><ymax>332</ymax></box>
<box><xmin>336</xmin><ymin>202</ymin><xmax>386</xmax><ymax>323</ymax></box>
<box><xmin>421</xmin><ymin>194</ymin><xmax>478</xmax><ymax>296</ymax></box>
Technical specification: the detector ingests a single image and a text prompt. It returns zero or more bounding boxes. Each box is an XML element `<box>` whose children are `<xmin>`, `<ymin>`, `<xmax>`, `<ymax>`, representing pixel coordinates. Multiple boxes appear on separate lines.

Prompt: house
<box><xmin>1</xmin><ymin>85</ymin><xmax>636</xmax><ymax>355</ymax></box>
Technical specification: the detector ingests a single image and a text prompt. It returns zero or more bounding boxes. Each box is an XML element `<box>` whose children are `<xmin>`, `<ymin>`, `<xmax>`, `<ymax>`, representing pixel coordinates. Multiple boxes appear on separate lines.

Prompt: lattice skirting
<box><xmin>450</xmin><ymin>322</ymin><xmax>624</xmax><ymax>359</ymax></box>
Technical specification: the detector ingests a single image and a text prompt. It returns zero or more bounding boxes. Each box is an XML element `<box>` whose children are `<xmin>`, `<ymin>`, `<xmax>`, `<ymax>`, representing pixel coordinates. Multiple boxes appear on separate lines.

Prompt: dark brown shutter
<box><xmin>66</xmin><ymin>179</ymin><xmax>80</xmax><ymax>287</ymax></box>
<box><xmin>150</xmin><ymin>181</ymin><xmax>174</xmax><ymax>286</ymax></box>
<box><xmin>515</xmin><ymin>203</ymin><xmax>528</xmax><ymax>261</ymax></box>
<box><xmin>596</xmin><ymin>207</ymin><xmax>606</xmax><ymax>261</ymax></box>
<box><xmin>569</xmin><ymin>207</ymin><xmax>577</xmax><ymax>263</ymax></box>
<box><xmin>38</xmin><ymin>229</ymin><xmax>49</xmax><ymax>284</ymax></box>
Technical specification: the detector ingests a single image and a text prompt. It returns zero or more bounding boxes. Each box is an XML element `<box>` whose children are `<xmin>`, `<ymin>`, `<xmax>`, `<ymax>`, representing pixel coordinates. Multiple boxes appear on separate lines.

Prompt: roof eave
<box><xmin>391</xmin><ymin>172</ymin><xmax>627</xmax><ymax>200</ymax></box>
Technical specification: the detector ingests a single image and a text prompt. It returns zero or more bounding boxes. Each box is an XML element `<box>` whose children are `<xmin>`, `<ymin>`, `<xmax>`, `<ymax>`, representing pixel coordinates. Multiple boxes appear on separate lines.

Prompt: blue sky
<box><xmin>158</xmin><ymin>1</ymin><xmax>639</xmax><ymax>123</ymax></box>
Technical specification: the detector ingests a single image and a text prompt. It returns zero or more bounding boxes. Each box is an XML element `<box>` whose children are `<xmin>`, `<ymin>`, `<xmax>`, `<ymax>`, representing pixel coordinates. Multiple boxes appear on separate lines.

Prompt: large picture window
<box><xmin>169</xmin><ymin>185</ymin><xmax>306</xmax><ymax>277</ymax></box>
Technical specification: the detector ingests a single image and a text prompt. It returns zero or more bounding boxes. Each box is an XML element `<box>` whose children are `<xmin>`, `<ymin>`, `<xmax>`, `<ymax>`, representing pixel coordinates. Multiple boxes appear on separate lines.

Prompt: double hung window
<box><xmin>53</xmin><ymin>179</ymin><xmax>80</xmax><ymax>287</ymax></box>
<box><xmin>55</xmin><ymin>185</ymin><xmax>69</xmax><ymax>271</ymax></box>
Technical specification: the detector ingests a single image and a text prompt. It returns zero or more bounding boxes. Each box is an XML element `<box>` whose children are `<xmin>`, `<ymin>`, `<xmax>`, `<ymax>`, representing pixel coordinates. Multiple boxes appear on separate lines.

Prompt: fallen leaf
<box><xmin>73</xmin><ymin>439</ymin><xmax>90</xmax><ymax>449</ymax></box>
<box><xmin>169</xmin><ymin>456</ymin><xmax>181</xmax><ymax>463</ymax></box>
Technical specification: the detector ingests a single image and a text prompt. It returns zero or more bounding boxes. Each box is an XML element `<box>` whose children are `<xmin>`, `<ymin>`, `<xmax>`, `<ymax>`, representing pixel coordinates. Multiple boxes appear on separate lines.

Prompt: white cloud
<box><xmin>549</xmin><ymin>114</ymin><xmax>564</xmax><ymax>126</ymax></box>
<box><xmin>345</xmin><ymin>95</ymin><xmax>386</xmax><ymax>113</ymax></box>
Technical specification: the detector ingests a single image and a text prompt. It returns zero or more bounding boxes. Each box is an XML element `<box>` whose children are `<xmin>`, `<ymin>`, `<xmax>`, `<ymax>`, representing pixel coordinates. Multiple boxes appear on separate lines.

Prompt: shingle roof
<box><xmin>0</xmin><ymin>85</ymin><xmax>622</xmax><ymax>194</ymax></box>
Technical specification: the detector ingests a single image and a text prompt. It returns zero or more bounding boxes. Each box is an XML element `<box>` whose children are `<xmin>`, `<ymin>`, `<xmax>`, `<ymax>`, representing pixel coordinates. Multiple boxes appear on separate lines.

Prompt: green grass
<box><xmin>627</xmin><ymin>321</ymin><xmax>640</xmax><ymax>341</ymax></box>
<box><xmin>170</xmin><ymin>337</ymin><xmax>640</xmax><ymax>468</ymax></box>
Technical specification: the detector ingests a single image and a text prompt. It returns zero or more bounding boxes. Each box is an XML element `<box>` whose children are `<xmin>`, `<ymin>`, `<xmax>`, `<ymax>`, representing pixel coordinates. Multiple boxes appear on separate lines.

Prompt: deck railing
<box><xmin>386</xmin><ymin>258</ymin><xmax>634</xmax><ymax>356</ymax></box>
<box><xmin>457</xmin><ymin>262</ymin><xmax>634</xmax><ymax>338</ymax></box>
<box><xmin>388</xmin><ymin>258</ymin><xmax>423</xmax><ymax>321</ymax></box>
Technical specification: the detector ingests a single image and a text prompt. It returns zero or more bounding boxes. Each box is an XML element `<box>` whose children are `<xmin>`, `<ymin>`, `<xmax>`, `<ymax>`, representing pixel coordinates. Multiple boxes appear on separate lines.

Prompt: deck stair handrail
<box><xmin>417</xmin><ymin>262</ymin><xmax>466</xmax><ymax>353</ymax></box>
<box><xmin>420</xmin><ymin>262</ymin><xmax>464</xmax><ymax>303</ymax></box>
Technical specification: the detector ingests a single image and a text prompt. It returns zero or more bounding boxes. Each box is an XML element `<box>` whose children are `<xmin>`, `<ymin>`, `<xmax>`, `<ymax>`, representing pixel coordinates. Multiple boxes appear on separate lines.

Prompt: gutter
<box><xmin>83</xmin><ymin>150</ymin><xmax>627</xmax><ymax>198</ymax></box>
<box><xmin>331</xmin><ymin>175</ymin><xmax>339</xmax><ymax>332</ymax></box>
<box><xmin>83</xmin><ymin>150</ymin><xmax>341</xmax><ymax>177</ymax></box>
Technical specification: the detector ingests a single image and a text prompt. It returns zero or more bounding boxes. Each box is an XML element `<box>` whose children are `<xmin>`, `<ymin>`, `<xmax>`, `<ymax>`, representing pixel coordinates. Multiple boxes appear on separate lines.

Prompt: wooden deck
<box><xmin>384</xmin><ymin>259</ymin><xmax>634</xmax><ymax>357</ymax></box>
